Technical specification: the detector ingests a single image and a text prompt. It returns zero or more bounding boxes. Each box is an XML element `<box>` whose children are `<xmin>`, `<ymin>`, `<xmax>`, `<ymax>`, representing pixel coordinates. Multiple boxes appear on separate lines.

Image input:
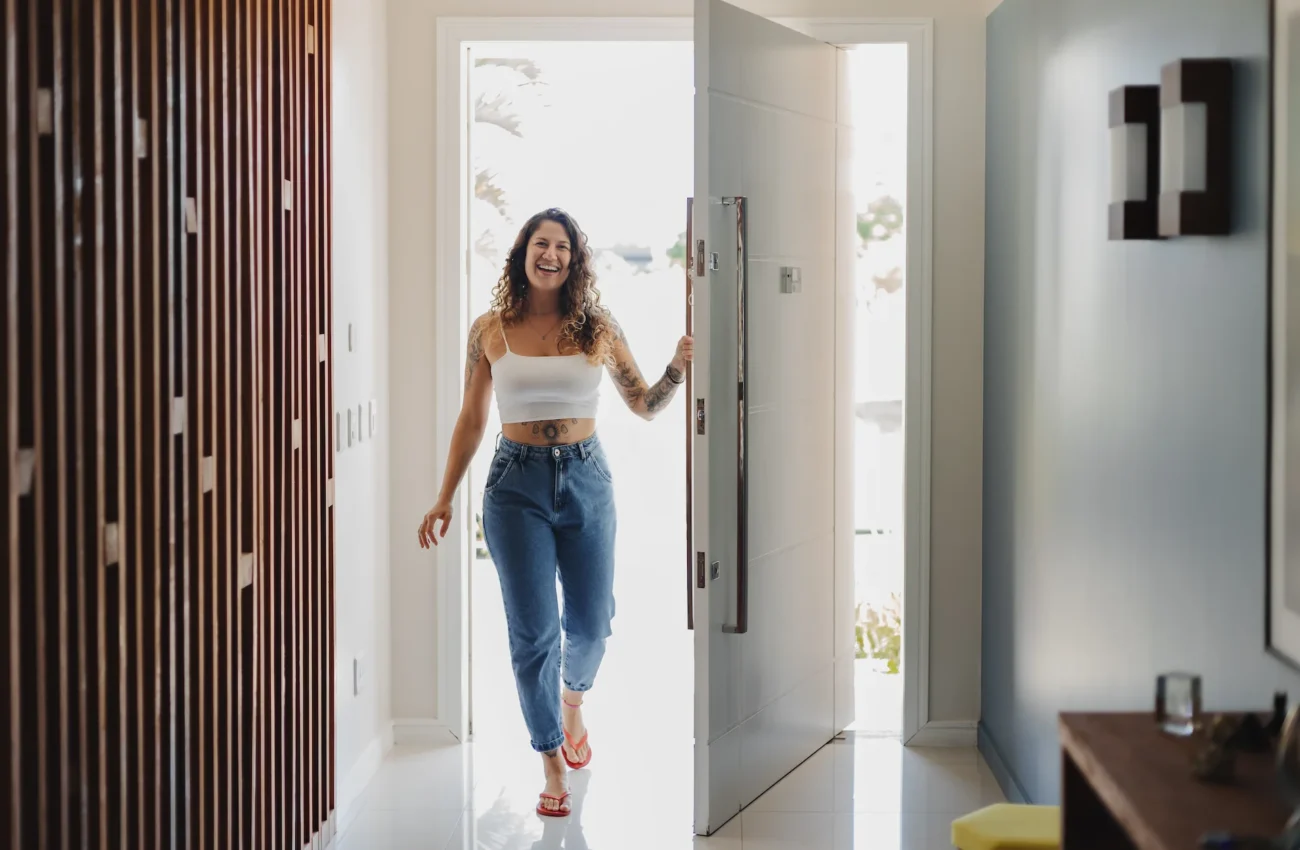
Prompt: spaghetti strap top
<box><xmin>492</xmin><ymin>323</ymin><xmax>603</xmax><ymax>424</ymax></box>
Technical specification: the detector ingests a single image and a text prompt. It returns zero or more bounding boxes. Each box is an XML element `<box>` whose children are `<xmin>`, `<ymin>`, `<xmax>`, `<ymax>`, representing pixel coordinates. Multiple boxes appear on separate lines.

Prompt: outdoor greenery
<box><xmin>856</xmin><ymin>195</ymin><xmax>903</xmax><ymax>246</ymax></box>
<box><xmin>666</xmin><ymin>232</ymin><xmax>687</xmax><ymax>268</ymax></box>
<box><xmin>855</xmin><ymin>594</ymin><xmax>901</xmax><ymax>674</ymax></box>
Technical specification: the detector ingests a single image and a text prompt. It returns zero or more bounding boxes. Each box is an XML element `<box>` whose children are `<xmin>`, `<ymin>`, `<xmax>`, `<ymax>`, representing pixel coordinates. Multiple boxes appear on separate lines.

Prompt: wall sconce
<box><xmin>1158</xmin><ymin>58</ymin><xmax>1233</xmax><ymax>237</ymax></box>
<box><xmin>1109</xmin><ymin>85</ymin><xmax>1160</xmax><ymax>240</ymax></box>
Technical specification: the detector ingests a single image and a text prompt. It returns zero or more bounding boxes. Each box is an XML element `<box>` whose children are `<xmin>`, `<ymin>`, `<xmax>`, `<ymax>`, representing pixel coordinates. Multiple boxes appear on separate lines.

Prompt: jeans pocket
<box><xmin>484</xmin><ymin>452</ymin><xmax>515</xmax><ymax>492</ymax></box>
<box><xmin>589</xmin><ymin>449</ymin><xmax>614</xmax><ymax>484</ymax></box>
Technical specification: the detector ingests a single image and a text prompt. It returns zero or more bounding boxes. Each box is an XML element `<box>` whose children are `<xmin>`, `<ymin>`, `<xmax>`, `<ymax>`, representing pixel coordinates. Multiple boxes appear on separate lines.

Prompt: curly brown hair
<box><xmin>489</xmin><ymin>208</ymin><xmax>618</xmax><ymax>365</ymax></box>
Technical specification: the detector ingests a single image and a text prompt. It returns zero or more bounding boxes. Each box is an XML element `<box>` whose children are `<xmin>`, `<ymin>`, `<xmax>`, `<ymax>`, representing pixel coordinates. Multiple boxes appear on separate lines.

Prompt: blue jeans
<box><xmin>481</xmin><ymin>434</ymin><xmax>618</xmax><ymax>753</ymax></box>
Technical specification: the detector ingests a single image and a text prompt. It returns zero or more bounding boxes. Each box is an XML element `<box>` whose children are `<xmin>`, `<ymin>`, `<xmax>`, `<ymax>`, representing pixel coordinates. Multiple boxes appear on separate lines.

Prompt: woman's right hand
<box><xmin>418</xmin><ymin>501</ymin><xmax>453</xmax><ymax>549</ymax></box>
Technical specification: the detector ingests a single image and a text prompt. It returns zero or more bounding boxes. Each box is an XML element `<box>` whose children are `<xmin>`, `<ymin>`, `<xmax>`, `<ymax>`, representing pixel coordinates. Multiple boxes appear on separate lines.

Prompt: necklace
<box><xmin>528</xmin><ymin>312</ymin><xmax>563</xmax><ymax>341</ymax></box>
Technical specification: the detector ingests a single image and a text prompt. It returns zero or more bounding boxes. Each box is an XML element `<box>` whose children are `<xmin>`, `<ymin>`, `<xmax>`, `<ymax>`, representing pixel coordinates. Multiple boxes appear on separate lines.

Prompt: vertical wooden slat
<box><xmin>51</xmin><ymin>5</ymin><xmax>72</xmax><ymax>848</ymax></box>
<box><xmin>166</xmin><ymin>0</ymin><xmax>184</xmax><ymax>844</ymax></box>
<box><xmin>89</xmin><ymin>0</ymin><xmax>110</xmax><ymax>847</ymax></box>
<box><xmin>289</xmin><ymin>0</ymin><xmax>302</xmax><ymax>841</ymax></box>
<box><xmin>253</xmin><ymin>1</ymin><xmax>265</xmax><ymax>846</ymax></box>
<box><xmin>107</xmin><ymin>1</ymin><xmax>129</xmax><ymax>847</ymax></box>
<box><xmin>1</xmin><ymin>0</ymin><xmax>17</xmax><ymax>844</ymax></box>
<box><xmin>251</xmin><ymin>1</ymin><xmax>265</xmax><ymax>844</ymax></box>
<box><xmin>30</xmin><ymin>6</ymin><xmax>48</xmax><ymax>846</ymax></box>
<box><xmin>178</xmin><ymin>0</ymin><xmax>200</xmax><ymax>845</ymax></box>
<box><xmin>270</xmin><ymin>0</ymin><xmax>283</xmax><ymax>844</ymax></box>
<box><xmin>233</xmin><ymin>2</ymin><xmax>250</xmax><ymax>845</ymax></box>
<box><xmin>213</xmin><ymin>0</ymin><xmax>230</xmax><ymax>847</ymax></box>
<box><xmin>69</xmin><ymin>1</ymin><xmax>90</xmax><ymax>845</ymax></box>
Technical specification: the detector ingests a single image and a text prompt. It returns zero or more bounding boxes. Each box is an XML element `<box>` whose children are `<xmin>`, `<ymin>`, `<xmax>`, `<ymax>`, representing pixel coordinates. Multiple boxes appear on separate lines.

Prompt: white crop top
<box><xmin>492</xmin><ymin>326</ymin><xmax>603</xmax><ymax>424</ymax></box>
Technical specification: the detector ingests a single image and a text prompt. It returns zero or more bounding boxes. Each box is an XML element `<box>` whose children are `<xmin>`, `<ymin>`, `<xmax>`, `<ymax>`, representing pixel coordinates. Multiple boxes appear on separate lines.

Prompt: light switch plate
<box><xmin>780</xmin><ymin>266</ymin><xmax>802</xmax><ymax>294</ymax></box>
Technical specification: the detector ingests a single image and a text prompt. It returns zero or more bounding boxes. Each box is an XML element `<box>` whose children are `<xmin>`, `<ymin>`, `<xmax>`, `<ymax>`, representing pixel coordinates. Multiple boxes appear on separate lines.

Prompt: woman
<box><xmin>417</xmin><ymin>208</ymin><xmax>693</xmax><ymax>817</ymax></box>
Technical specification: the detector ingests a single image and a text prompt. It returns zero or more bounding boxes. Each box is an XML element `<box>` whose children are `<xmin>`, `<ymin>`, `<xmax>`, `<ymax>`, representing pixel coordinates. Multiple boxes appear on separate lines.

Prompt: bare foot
<box><xmin>538</xmin><ymin>750</ymin><xmax>570</xmax><ymax>816</ymax></box>
<box><xmin>561</xmin><ymin>689</ymin><xmax>591</xmax><ymax>766</ymax></box>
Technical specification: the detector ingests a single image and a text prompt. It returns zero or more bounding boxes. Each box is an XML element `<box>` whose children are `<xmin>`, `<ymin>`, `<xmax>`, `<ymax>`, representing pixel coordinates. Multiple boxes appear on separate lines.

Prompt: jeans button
<box><xmin>553</xmin><ymin>448</ymin><xmax>560</xmax><ymax>458</ymax></box>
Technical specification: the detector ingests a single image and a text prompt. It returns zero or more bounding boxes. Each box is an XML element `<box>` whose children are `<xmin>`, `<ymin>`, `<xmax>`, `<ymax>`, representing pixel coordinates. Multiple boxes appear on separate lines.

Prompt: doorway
<box><xmin>461</xmin><ymin>39</ymin><xmax>699</xmax><ymax>840</ymax></box>
<box><xmin>431</xmin><ymin>15</ymin><xmax>935</xmax><ymax>836</ymax></box>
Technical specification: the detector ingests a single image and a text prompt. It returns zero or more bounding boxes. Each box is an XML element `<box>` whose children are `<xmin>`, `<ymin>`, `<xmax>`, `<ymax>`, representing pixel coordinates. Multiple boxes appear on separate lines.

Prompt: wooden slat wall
<box><xmin>2</xmin><ymin>1</ymin><xmax>336</xmax><ymax>848</ymax></box>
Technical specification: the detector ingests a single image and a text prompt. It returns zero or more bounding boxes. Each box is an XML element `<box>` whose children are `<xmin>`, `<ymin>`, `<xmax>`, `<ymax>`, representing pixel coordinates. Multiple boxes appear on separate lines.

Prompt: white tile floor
<box><xmin>337</xmin><ymin>735</ymin><xmax>1005</xmax><ymax>850</ymax></box>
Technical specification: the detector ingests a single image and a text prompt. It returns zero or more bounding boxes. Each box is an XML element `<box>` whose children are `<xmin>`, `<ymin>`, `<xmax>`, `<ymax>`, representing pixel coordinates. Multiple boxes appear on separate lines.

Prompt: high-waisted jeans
<box><xmin>481</xmin><ymin>434</ymin><xmax>617</xmax><ymax>753</ymax></box>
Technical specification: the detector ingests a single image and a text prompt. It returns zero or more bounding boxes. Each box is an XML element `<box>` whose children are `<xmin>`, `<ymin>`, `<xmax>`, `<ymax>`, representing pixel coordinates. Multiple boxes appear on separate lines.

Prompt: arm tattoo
<box><xmin>611</xmin><ymin>360</ymin><xmax>645</xmax><ymax>407</ymax></box>
<box><xmin>464</xmin><ymin>318</ymin><xmax>486</xmax><ymax>386</ymax></box>
<box><xmin>605</xmin><ymin>312</ymin><xmax>681</xmax><ymax>416</ymax></box>
<box><xmin>643</xmin><ymin>370</ymin><xmax>682</xmax><ymax>414</ymax></box>
<box><xmin>610</xmin><ymin>358</ymin><xmax>682</xmax><ymax>415</ymax></box>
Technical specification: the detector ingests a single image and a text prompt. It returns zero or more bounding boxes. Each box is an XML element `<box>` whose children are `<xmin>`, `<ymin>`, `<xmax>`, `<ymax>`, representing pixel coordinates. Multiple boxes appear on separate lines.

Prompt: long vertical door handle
<box><xmin>685</xmin><ymin>197</ymin><xmax>696</xmax><ymax>631</ymax></box>
<box><xmin>721</xmin><ymin>197</ymin><xmax>749</xmax><ymax>635</ymax></box>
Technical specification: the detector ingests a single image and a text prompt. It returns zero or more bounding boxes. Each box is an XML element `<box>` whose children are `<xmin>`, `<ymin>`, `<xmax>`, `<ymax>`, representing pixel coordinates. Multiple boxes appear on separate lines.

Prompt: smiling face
<box><xmin>523</xmin><ymin>219</ymin><xmax>572</xmax><ymax>293</ymax></box>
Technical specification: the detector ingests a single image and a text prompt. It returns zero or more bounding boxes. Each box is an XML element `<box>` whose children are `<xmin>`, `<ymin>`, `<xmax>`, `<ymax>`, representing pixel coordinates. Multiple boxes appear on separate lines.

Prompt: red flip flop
<box><xmin>536</xmin><ymin>791</ymin><xmax>571</xmax><ymax>818</ymax></box>
<box><xmin>562</xmin><ymin>699</ymin><xmax>593</xmax><ymax>770</ymax></box>
<box><xmin>562</xmin><ymin>728</ymin><xmax>592</xmax><ymax>770</ymax></box>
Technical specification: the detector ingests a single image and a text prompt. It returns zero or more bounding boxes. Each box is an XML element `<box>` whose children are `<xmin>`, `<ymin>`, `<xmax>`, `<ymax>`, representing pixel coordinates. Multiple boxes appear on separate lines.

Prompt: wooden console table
<box><xmin>1060</xmin><ymin>713</ymin><xmax>1291</xmax><ymax>849</ymax></box>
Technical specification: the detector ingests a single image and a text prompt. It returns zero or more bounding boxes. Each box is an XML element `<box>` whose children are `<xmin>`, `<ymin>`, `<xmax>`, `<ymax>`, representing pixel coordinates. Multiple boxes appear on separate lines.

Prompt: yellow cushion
<box><xmin>951</xmin><ymin>804</ymin><xmax>1061</xmax><ymax>850</ymax></box>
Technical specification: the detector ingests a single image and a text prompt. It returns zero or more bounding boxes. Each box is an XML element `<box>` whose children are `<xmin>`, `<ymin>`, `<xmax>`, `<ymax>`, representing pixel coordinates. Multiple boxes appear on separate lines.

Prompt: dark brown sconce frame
<box><xmin>1158</xmin><ymin>58</ymin><xmax>1234</xmax><ymax>237</ymax></box>
<box><xmin>1109</xmin><ymin>85</ymin><xmax>1161</xmax><ymax>240</ymax></box>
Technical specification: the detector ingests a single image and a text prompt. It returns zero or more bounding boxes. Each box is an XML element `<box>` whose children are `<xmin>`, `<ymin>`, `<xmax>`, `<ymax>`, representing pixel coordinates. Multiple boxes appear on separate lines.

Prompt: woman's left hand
<box><xmin>671</xmin><ymin>335</ymin><xmax>694</xmax><ymax>372</ymax></box>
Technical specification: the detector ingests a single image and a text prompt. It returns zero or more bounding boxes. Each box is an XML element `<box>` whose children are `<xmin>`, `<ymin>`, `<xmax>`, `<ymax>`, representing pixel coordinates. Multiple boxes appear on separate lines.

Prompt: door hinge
<box><xmin>696</xmin><ymin>398</ymin><xmax>706</xmax><ymax>435</ymax></box>
<box><xmin>696</xmin><ymin>551</ymin><xmax>706</xmax><ymax>588</ymax></box>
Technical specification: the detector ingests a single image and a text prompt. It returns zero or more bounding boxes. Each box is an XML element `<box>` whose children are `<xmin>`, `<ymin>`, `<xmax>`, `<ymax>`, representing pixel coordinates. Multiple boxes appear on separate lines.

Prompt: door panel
<box><xmin>693</xmin><ymin>0</ymin><xmax>850</xmax><ymax>834</ymax></box>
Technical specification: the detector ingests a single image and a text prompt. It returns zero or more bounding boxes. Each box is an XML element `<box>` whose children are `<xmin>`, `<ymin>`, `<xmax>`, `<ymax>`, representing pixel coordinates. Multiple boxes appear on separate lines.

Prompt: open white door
<box><xmin>689</xmin><ymin>0</ymin><xmax>855</xmax><ymax>835</ymax></box>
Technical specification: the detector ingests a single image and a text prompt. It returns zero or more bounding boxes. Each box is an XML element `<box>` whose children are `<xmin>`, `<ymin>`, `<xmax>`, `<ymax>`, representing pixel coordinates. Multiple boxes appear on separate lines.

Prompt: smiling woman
<box><xmin>417</xmin><ymin>206</ymin><xmax>692</xmax><ymax>817</ymax></box>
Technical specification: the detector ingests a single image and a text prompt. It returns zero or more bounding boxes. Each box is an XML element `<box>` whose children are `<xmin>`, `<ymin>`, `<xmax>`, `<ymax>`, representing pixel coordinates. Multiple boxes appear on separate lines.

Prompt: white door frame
<box><xmin>432</xmin><ymin>15</ymin><xmax>935</xmax><ymax>746</ymax></box>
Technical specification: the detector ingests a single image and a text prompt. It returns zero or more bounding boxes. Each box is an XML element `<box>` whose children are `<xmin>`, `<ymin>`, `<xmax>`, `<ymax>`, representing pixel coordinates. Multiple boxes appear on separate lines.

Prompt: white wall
<box><xmin>332</xmin><ymin>0</ymin><xmax>393</xmax><ymax>826</ymax></box>
<box><xmin>387</xmin><ymin>0</ymin><xmax>992</xmax><ymax>727</ymax></box>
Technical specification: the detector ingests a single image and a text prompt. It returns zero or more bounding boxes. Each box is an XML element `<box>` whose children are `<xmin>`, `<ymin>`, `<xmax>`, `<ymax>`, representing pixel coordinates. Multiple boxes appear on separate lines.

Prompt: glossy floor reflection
<box><xmin>337</xmin><ymin>735</ymin><xmax>1006</xmax><ymax>850</ymax></box>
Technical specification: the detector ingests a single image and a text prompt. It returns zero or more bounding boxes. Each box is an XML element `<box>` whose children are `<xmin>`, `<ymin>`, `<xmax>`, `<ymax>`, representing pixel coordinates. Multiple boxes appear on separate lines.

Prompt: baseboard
<box><xmin>977</xmin><ymin>722</ymin><xmax>1031</xmax><ymax>804</ymax></box>
<box><xmin>336</xmin><ymin>735</ymin><xmax>387</xmax><ymax>836</ymax></box>
<box><xmin>905</xmin><ymin>719</ymin><xmax>978</xmax><ymax>747</ymax></box>
<box><xmin>391</xmin><ymin>717</ymin><xmax>459</xmax><ymax>746</ymax></box>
